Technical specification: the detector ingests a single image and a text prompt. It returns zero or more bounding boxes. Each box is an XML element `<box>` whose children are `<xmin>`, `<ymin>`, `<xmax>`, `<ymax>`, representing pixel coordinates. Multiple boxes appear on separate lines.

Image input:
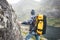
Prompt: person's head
<box><xmin>31</xmin><ymin>9</ymin><xmax>35</xmax><ymax>15</ymax></box>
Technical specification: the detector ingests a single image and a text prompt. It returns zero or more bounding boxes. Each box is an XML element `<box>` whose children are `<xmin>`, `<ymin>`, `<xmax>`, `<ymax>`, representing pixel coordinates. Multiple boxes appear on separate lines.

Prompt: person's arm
<box><xmin>21</xmin><ymin>21</ymin><xmax>29</xmax><ymax>25</ymax></box>
<box><xmin>21</xmin><ymin>19</ymin><xmax>33</xmax><ymax>25</ymax></box>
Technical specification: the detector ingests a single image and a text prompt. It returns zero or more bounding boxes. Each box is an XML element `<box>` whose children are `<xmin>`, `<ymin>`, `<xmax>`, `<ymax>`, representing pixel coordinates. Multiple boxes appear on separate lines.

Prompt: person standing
<box><xmin>22</xmin><ymin>10</ymin><xmax>40</xmax><ymax>40</ymax></box>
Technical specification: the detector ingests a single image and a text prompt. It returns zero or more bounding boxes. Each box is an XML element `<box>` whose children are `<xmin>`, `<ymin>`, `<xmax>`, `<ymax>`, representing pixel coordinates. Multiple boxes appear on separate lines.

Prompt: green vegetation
<box><xmin>47</xmin><ymin>18</ymin><xmax>60</xmax><ymax>27</ymax></box>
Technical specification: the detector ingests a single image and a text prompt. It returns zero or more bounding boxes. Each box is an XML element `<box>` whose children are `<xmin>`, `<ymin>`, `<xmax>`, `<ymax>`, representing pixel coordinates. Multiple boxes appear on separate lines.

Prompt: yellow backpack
<box><xmin>35</xmin><ymin>14</ymin><xmax>46</xmax><ymax>35</ymax></box>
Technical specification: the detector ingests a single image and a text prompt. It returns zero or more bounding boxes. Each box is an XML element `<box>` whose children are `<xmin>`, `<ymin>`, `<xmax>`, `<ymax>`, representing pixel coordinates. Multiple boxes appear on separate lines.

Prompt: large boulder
<box><xmin>0</xmin><ymin>0</ymin><xmax>23</xmax><ymax>40</ymax></box>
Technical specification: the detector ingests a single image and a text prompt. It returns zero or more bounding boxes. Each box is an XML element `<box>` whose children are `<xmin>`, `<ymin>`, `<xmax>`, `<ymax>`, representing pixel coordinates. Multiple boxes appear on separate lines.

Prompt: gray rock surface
<box><xmin>0</xmin><ymin>0</ymin><xmax>23</xmax><ymax>40</ymax></box>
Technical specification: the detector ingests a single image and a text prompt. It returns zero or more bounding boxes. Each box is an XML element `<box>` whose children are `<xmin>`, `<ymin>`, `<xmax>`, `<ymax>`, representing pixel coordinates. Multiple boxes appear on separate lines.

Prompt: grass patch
<box><xmin>47</xmin><ymin>18</ymin><xmax>60</xmax><ymax>27</ymax></box>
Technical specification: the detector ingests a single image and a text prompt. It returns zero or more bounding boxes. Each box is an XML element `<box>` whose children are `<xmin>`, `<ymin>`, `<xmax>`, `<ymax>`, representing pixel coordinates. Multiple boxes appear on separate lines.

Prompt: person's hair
<box><xmin>31</xmin><ymin>10</ymin><xmax>35</xmax><ymax>15</ymax></box>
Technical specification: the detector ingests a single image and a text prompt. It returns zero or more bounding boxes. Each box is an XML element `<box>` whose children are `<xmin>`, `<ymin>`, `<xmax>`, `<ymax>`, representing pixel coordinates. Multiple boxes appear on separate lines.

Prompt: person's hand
<box><xmin>16</xmin><ymin>20</ymin><xmax>22</xmax><ymax>26</ymax></box>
